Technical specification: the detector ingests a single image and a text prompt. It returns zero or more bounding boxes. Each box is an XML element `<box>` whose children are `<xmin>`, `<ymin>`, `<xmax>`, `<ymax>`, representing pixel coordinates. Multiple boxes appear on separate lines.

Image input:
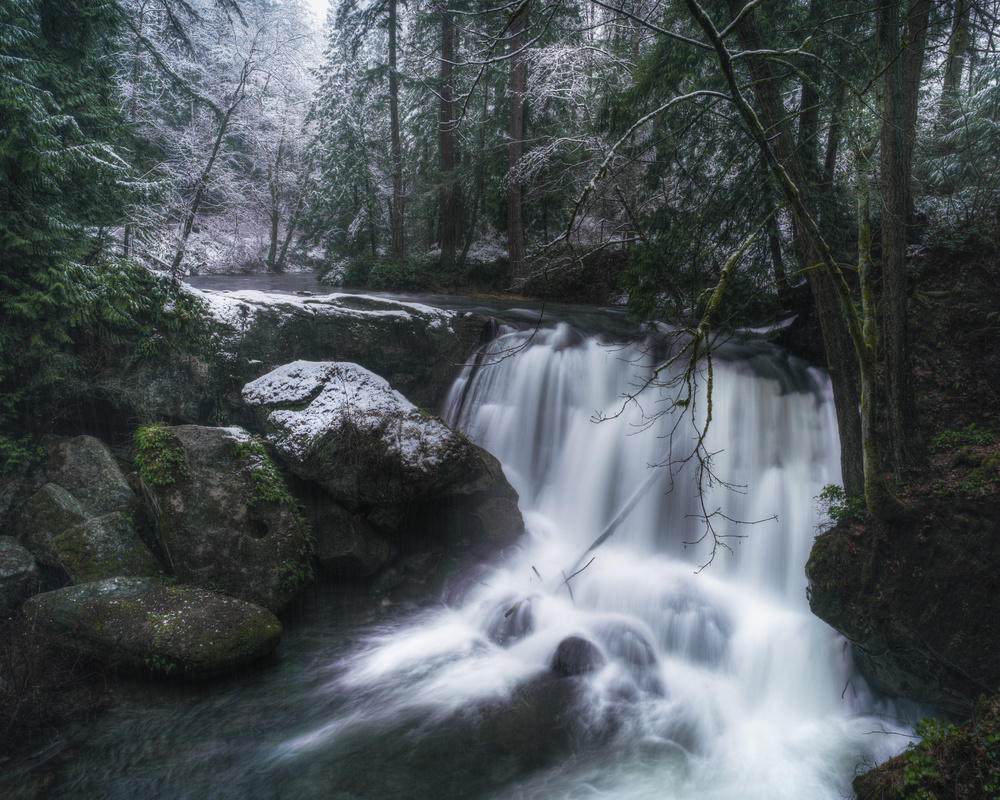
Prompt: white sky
<box><xmin>306</xmin><ymin>0</ymin><xmax>329</xmax><ymax>23</ymax></box>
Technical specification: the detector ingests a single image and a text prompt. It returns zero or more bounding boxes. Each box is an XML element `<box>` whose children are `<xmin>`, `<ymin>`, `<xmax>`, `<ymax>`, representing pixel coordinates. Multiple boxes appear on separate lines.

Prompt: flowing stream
<box><xmin>4</xmin><ymin>302</ymin><xmax>917</xmax><ymax>799</ymax></box>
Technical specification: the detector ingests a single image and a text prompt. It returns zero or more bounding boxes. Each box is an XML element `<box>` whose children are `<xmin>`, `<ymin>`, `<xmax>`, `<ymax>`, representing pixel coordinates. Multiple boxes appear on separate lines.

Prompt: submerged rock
<box><xmin>551</xmin><ymin>636</ymin><xmax>606</xmax><ymax>677</ymax></box>
<box><xmin>0</xmin><ymin>536</ymin><xmax>39</xmax><ymax>610</ymax></box>
<box><xmin>23</xmin><ymin>577</ymin><xmax>282</xmax><ymax>678</ymax></box>
<box><xmin>139</xmin><ymin>425</ymin><xmax>312</xmax><ymax>612</ymax></box>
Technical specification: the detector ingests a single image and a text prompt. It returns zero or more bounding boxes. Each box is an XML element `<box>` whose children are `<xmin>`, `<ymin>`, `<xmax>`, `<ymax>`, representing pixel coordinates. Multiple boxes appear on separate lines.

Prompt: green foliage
<box><xmin>891</xmin><ymin>704</ymin><xmax>1000</xmax><ymax>800</ymax></box>
<box><xmin>816</xmin><ymin>484</ymin><xmax>865</xmax><ymax>526</ymax></box>
<box><xmin>232</xmin><ymin>436</ymin><xmax>297</xmax><ymax>509</ymax></box>
<box><xmin>133</xmin><ymin>424</ymin><xmax>188</xmax><ymax>487</ymax></box>
<box><xmin>929</xmin><ymin>423</ymin><xmax>996</xmax><ymax>453</ymax></box>
<box><xmin>320</xmin><ymin>253</ymin><xmax>443</xmax><ymax>292</ymax></box>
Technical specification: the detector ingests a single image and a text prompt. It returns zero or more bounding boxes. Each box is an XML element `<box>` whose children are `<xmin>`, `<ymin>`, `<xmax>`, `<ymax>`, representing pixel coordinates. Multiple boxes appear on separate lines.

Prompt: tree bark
<box><xmin>439</xmin><ymin>10</ymin><xmax>459</xmax><ymax>268</ymax></box>
<box><xmin>902</xmin><ymin>0</ymin><xmax>930</xmax><ymax>224</ymax></box>
<box><xmin>878</xmin><ymin>0</ymin><xmax>915</xmax><ymax>478</ymax></box>
<box><xmin>507</xmin><ymin>5</ymin><xmax>527</xmax><ymax>285</ymax></box>
<box><xmin>723</xmin><ymin>0</ymin><xmax>864</xmax><ymax>498</ymax></box>
<box><xmin>388</xmin><ymin>0</ymin><xmax>405</xmax><ymax>258</ymax></box>
<box><xmin>942</xmin><ymin>0</ymin><xmax>970</xmax><ymax>105</ymax></box>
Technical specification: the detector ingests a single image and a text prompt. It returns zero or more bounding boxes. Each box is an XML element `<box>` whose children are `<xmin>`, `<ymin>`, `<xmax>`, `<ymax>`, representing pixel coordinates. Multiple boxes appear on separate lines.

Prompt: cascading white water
<box><xmin>277</xmin><ymin>322</ymin><xmax>913</xmax><ymax>799</ymax></box>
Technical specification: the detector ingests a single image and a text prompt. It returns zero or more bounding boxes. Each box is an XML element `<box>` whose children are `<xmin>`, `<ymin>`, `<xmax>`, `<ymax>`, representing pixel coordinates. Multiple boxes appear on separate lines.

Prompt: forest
<box><xmin>2</xmin><ymin>0</ymin><xmax>1000</xmax><ymax>796</ymax></box>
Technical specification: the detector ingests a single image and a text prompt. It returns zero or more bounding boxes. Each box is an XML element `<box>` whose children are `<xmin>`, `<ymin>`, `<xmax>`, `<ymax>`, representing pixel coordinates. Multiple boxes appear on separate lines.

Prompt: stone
<box><xmin>309</xmin><ymin>499</ymin><xmax>395</xmax><ymax>578</ymax></box>
<box><xmin>0</xmin><ymin>536</ymin><xmax>40</xmax><ymax>610</ymax></box>
<box><xmin>242</xmin><ymin>360</ymin><xmax>523</xmax><ymax>550</ymax></box>
<box><xmin>49</xmin><ymin>512</ymin><xmax>159</xmax><ymax>585</ymax></box>
<box><xmin>46</xmin><ymin>435</ymin><xmax>134</xmax><ymax>516</ymax></box>
<box><xmin>140</xmin><ymin>425</ymin><xmax>312</xmax><ymax>613</ymax></box>
<box><xmin>550</xmin><ymin>636</ymin><xmax>606</xmax><ymax>677</ymax></box>
<box><xmin>22</xmin><ymin>577</ymin><xmax>282</xmax><ymax>679</ymax></box>
<box><xmin>14</xmin><ymin>483</ymin><xmax>89</xmax><ymax>565</ymax></box>
<box><xmin>806</xmin><ymin>496</ymin><xmax>1000</xmax><ymax>716</ymax></box>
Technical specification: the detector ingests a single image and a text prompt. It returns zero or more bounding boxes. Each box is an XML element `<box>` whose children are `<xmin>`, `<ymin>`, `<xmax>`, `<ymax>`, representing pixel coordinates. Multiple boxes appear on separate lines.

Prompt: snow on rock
<box><xmin>243</xmin><ymin>361</ymin><xmax>458</xmax><ymax>470</ymax></box>
<box><xmin>243</xmin><ymin>360</ymin><xmax>523</xmax><ymax>546</ymax></box>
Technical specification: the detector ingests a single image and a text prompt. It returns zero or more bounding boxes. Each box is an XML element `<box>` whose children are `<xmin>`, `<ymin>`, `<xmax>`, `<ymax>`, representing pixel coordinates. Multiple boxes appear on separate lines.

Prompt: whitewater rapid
<box><xmin>275</xmin><ymin>322</ymin><xmax>915</xmax><ymax>799</ymax></box>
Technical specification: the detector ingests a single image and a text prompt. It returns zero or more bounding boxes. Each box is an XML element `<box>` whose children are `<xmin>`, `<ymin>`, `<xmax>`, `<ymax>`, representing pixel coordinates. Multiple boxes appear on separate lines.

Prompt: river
<box><xmin>2</xmin><ymin>278</ymin><xmax>918</xmax><ymax>799</ymax></box>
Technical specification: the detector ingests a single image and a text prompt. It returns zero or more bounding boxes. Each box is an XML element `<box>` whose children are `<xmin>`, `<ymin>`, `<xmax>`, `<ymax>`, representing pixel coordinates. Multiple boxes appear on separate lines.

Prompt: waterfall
<box><xmin>275</xmin><ymin>322</ymin><xmax>914</xmax><ymax>799</ymax></box>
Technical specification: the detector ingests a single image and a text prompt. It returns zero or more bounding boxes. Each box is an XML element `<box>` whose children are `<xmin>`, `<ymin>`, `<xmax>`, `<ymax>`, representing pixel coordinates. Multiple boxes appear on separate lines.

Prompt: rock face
<box><xmin>0</xmin><ymin>536</ymin><xmax>39</xmax><ymax>610</ymax></box>
<box><xmin>46</xmin><ymin>436</ymin><xmax>135</xmax><ymax>516</ymax></box>
<box><xmin>242</xmin><ymin>361</ymin><xmax>523</xmax><ymax>558</ymax></box>
<box><xmin>113</xmin><ymin>290</ymin><xmax>489</xmax><ymax>427</ymax></box>
<box><xmin>47</xmin><ymin>512</ymin><xmax>159</xmax><ymax>584</ymax></box>
<box><xmin>140</xmin><ymin>425</ymin><xmax>312</xmax><ymax>612</ymax></box>
<box><xmin>14</xmin><ymin>483</ymin><xmax>89</xmax><ymax>563</ymax></box>
<box><xmin>806</xmin><ymin>498</ymin><xmax>1000</xmax><ymax>716</ymax></box>
<box><xmin>23</xmin><ymin>577</ymin><xmax>282</xmax><ymax>678</ymax></box>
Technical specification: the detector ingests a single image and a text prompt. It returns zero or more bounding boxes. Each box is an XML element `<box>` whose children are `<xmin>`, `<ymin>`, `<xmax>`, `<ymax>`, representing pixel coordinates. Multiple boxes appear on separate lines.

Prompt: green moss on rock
<box><xmin>23</xmin><ymin>577</ymin><xmax>282</xmax><ymax>679</ymax></box>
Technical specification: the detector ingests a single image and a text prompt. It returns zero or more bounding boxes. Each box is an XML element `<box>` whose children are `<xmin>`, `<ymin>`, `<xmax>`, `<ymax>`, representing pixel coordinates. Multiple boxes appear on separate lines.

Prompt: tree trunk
<box><xmin>388</xmin><ymin>0</ymin><xmax>405</xmax><ymax>258</ymax></box>
<box><xmin>723</xmin><ymin>0</ymin><xmax>864</xmax><ymax>498</ymax></box>
<box><xmin>170</xmin><ymin>102</ymin><xmax>239</xmax><ymax>276</ymax></box>
<box><xmin>902</xmin><ymin>0</ymin><xmax>930</xmax><ymax>224</ymax></box>
<box><xmin>878</xmin><ymin>0</ymin><xmax>915</xmax><ymax>478</ymax></box>
<box><xmin>941</xmin><ymin>0</ymin><xmax>970</xmax><ymax>107</ymax></box>
<box><xmin>439</xmin><ymin>10</ymin><xmax>459</xmax><ymax>268</ymax></box>
<box><xmin>507</xmin><ymin>5</ymin><xmax>527</xmax><ymax>285</ymax></box>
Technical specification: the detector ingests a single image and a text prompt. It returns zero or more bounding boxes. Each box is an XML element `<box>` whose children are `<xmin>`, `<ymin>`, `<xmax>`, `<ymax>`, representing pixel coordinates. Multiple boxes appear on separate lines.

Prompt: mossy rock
<box><xmin>50</xmin><ymin>512</ymin><xmax>160</xmax><ymax>584</ymax></box>
<box><xmin>13</xmin><ymin>483</ymin><xmax>89</xmax><ymax>564</ymax></box>
<box><xmin>46</xmin><ymin>435</ymin><xmax>134</xmax><ymax>516</ymax></box>
<box><xmin>0</xmin><ymin>536</ymin><xmax>40</xmax><ymax>611</ymax></box>
<box><xmin>140</xmin><ymin>425</ymin><xmax>312</xmax><ymax>612</ymax></box>
<box><xmin>853</xmin><ymin>694</ymin><xmax>1000</xmax><ymax>799</ymax></box>
<box><xmin>806</xmin><ymin>496</ymin><xmax>1000</xmax><ymax>715</ymax></box>
<box><xmin>23</xmin><ymin>577</ymin><xmax>282</xmax><ymax>679</ymax></box>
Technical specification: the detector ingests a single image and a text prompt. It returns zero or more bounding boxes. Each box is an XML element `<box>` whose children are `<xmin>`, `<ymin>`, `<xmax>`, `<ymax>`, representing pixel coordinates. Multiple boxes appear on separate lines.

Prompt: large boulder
<box><xmin>47</xmin><ymin>512</ymin><xmax>159</xmax><ymax>584</ymax></box>
<box><xmin>307</xmin><ymin>495</ymin><xmax>396</xmax><ymax>578</ymax></box>
<box><xmin>0</xmin><ymin>536</ymin><xmax>39</xmax><ymax>610</ymax></box>
<box><xmin>109</xmin><ymin>290</ymin><xmax>489</xmax><ymax>427</ymax></box>
<box><xmin>13</xmin><ymin>483</ymin><xmax>89</xmax><ymax>563</ymax></box>
<box><xmin>138</xmin><ymin>425</ymin><xmax>312</xmax><ymax>612</ymax></box>
<box><xmin>23</xmin><ymin>577</ymin><xmax>282</xmax><ymax>678</ymax></box>
<box><xmin>45</xmin><ymin>435</ymin><xmax>134</xmax><ymax>516</ymax></box>
<box><xmin>806</xmin><ymin>497</ymin><xmax>1000</xmax><ymax>716</ymax></box>
<box><xmin>242</xmin><ymin>361</ymin><xmax>523</xmax><ymax>552</ymax></box>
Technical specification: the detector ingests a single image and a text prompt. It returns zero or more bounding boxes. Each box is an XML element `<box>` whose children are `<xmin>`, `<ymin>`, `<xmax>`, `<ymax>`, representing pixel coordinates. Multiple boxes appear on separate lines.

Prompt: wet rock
<box><xmin>46</xmin><ymin>436</ymin><xmax>134</xmax><ymax>516</ymax></box>
<box><xmin>48</xmin><ymin>512</ymin><xmax>159</xmax><ymax>585</ymax></box>
<box><xmin>806</xmin><ymin>497</ymin><xmax>1000</xmax><ymax>716</ymax></box>
<box><xmin>14</xmin><ymin>483</ymin><xmax>88</xmax><ymax>564</ymax></box>
<box><xmin>0</xmin><ymin>536</ymin><xmax>40</xmax><ymax>610</ymax></box>
<box><xmin>551</xmin><ymin>636</ymin><xmax>606</xmax><ymax>677</ymax></box>
<box><xmin>140</xmin><ymin>425</ymin><xmax>312</xmax><ymax>612</ymax></box>
<box><xmin>595</xmin><ymin>621</ymin><xmax>658</xmax><ymax>668</ymax></box>
<box><xmin>487</xmin><ymin>596</ymin><xmax>535</xmax><ymax>646</ymax></box>
<box><xmin>23</xmin><ymin>577</ymin><xmax>282</xmax><ymax>679</ymax></box>
<box><xmin>310</xmin><ymin>499</ymin><xmax>395</xmax><ymax>578</ymax></box>
<box><xmin>242</xmin><ymin>361</ymin><xmax>523</xmax><ymax>550</ymax></box>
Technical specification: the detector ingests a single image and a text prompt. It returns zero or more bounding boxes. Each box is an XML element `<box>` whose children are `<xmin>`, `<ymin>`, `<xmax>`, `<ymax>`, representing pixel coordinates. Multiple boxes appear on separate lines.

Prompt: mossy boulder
<box><xmin>48</xmin><ymin>512</ymin><xmax>159</xmax><ymax>584</ymax></box>
<box><xmin>0</xmin><ymin>536</ymin><xmax>40</xmax><ymax>611</ymax></box>
<box><xmin>806</xmin><ymin>497</ymin><xmax>1000</xmax><ymax>715</ymax></box>
<box><xmin>13</xmin><ymin>483</ymin><xmax>89</xmax><ymax>564</ymax></box>
<box><xmin>23</xmin><ymin>577</ymin><xmax>282</xmax><ymax>679</ymax></box>
<box><xmin>46</xmin><ymin>435</ymin><xmax>134</xmax><ymax>516</ymax></box>
<box><xmin>853</xmin><ymin>694</ymin><xmax>1000</xmax><ymax>799</ymax></box>
<box><xmin>139</xmin><ymin>425</ymin><xmax>311</xmax><ymax>612</ymax></box>
<box><xmin>242</xmin><ymin>360</ymin><xmax>523</xmax><ymax>552</ymax></box>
